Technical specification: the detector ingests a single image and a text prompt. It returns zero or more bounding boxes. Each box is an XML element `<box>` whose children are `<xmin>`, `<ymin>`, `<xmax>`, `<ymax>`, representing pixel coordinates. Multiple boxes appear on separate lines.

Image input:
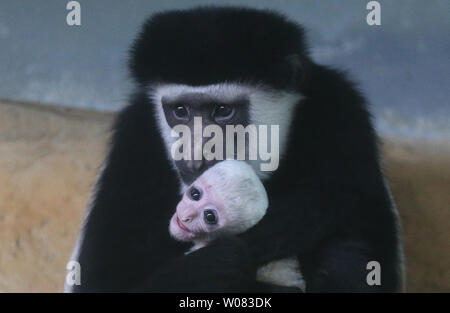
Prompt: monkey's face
<box><xmin>169</xmin><ymin>176</ymin><xmax>228</xmax><ymax>243</ymax></box>
<box><xmin>161</xmin><ymin>92</ymin><xmax>250</xmax><ymax>184</ymax></box>
<box><xmin>169</xmin><ymin>160</ymin><xmax>268</xmax><ymax>246</ymax></box>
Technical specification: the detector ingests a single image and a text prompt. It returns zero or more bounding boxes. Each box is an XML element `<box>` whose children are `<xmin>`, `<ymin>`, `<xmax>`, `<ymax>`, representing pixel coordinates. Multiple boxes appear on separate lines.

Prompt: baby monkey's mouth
<box><xmin>176</xmin><ymin>216</ymin><xmax>192</xmax><ymax>233</ymax></box>
<box><xmin>174</xmin><ymin>215</ymin><xmax>212</xmax><ymax>243</ymax></box>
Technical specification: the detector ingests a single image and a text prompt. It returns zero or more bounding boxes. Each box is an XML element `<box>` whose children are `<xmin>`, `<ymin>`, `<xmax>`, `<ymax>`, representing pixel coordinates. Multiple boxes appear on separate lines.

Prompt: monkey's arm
<box><xmin>133</xmin><ymin>236</ymin><xmax>256</xmax><ymax>292</ymax></box>
<box><xmin>239</xmin><ymin>187</ymin><xmax>346</xmax><ymax>266</ymax></box>
<box><xmin>239</xmin><ymin>188</ymin><xmax>401</xmax><ymax>292</ymax></box>
<box><xmin>136</xmin><ymin>237</ymin><xmax>305</xmax><ymax>293</ymax></box>
<box><xmin>298</xmin><ymin>237</ymin><xmax>398</xmax><ymax>292</ymax></box>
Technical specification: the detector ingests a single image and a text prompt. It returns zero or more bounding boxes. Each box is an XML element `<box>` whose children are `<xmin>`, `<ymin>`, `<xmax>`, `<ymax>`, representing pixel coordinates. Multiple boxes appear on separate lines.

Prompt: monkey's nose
<box><xmin>178</xmin><ymin>211</ymin><xmax>198</xmax><ymax>223</ymax></box>
<box><xmin>186</xmin><ymin>160</ymin><xmax>204</xmax><ymax>171</ymax></box>
<box><xmin>181</xmin><ymin>217</ymin><xmax>192</xmax><ymax>223</ymax></box>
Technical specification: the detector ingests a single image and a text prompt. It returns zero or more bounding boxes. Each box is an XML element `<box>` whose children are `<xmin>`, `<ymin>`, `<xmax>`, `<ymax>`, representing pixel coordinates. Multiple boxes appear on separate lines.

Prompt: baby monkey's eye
<box><xmin>203</xmin><ymin>209</ymin><xmax>217</xmax><ymax>225</ymax></box>
<box><xmin>189</xmin><ymin>187</ymin><xmax>201</xmax><ymax>201</ymax></box>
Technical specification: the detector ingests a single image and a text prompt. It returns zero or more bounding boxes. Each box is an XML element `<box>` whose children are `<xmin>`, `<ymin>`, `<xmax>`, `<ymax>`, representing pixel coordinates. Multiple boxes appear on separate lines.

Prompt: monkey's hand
<box><xmin>240</xmin><ymin>213</ymin><xmax>299</xmax><ymax>267</ymax></box>
<box><xmin>137</xmin><ymin>236</ymin><xmax>255</xmax><ymax>292</ymax></box>
<box><xmin>239</xmin><ymin>189</ymin><xmax>335</xmax><ymax>267</ymax></box>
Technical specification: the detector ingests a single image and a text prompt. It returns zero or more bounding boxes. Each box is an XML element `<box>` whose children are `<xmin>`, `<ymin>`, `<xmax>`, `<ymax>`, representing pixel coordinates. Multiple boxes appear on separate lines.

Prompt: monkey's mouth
<box><xmin>176</xmin><ymin>216</ymin><xmax>193</xmax><ymax>233</ymax></box>
<box><xmin>170</xmin><ymin>214</ymin><xmax>205</xmax><ymax>242</ymax></box>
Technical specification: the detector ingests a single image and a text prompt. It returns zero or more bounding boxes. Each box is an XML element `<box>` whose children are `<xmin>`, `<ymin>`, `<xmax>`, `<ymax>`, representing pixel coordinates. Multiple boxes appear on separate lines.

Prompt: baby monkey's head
<box><xmin>169</xmin><ymin>160</ymin><xmax>268</xmax><ymax>247</ymax></box>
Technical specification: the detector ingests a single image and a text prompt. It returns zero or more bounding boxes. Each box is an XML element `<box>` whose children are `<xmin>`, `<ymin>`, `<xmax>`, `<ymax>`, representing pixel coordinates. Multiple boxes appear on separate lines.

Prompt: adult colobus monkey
<box><xmin>67</xmin><ymin>6</ymin><xmax>404</xmax><ymax>292</ymax></box>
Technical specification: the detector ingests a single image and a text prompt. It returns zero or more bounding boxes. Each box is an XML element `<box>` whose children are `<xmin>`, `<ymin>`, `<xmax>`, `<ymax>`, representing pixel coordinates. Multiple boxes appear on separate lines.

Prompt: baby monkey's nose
<box><xmin>179</xmin><ymin>211</ymin><xmax>198</xmax><ymax>223</ymax></box>
<box><xmin>181</xmin><ymin>216</ymin><xmax>192</xmax><ymax>223</ymax></box>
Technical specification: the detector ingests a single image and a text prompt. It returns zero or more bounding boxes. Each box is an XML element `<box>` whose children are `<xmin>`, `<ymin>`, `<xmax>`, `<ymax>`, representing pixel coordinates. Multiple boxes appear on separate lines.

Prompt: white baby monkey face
<box><xmin>169</xmin><ymin>160</ymin><xmax>268</xmax><ymax>246</ymax></box>
<box><xmin>169</xmin><ymin>176</ymin><xmax>227</xmax><ymax>242</ymax></box>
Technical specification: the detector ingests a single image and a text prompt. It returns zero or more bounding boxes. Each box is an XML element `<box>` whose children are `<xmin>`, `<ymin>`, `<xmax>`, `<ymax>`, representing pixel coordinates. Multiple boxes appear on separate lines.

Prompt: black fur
<box><xmin>129</xmin><ymin>6</ymin><xmax>307</xmax><ymax>89</ymax></box>
<box><xmin>72</xmin><ymin>6</ymin><xmax>403</xmax><ymax>292</ymax></box>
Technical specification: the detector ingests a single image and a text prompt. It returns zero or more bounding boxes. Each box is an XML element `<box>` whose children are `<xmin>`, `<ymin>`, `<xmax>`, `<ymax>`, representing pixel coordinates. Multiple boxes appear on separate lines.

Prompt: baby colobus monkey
<box><xmin>169</xmin><ymin>160</ymin><xmax>305</xmax><ymax>291</ymax></box>
<box><xmin>169</xmin><ymin>160</ymin><xmax>267</xmax><ymax>252</ymax></box>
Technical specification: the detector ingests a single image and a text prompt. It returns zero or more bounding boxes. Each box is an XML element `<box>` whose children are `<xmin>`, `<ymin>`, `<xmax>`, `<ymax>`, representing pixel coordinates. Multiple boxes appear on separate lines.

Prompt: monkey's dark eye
<box><xmin>203</xmin><ymin>209</ymin><xmax>217</xmax><ymax>225</ymax></box>
<box><xmin>212</xmin><ymin>104</ymin><xmax>234</xmax><ymax>121</ymax></box>
<box><xmin>173</xmin><ymin>105</ymin><xmax>189</xmax><ymax>120</ymax></box>
<box><xmin>189</xmin><ymin>187</ymin><xmax>201</xmax><ymax>201</ymax></box>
